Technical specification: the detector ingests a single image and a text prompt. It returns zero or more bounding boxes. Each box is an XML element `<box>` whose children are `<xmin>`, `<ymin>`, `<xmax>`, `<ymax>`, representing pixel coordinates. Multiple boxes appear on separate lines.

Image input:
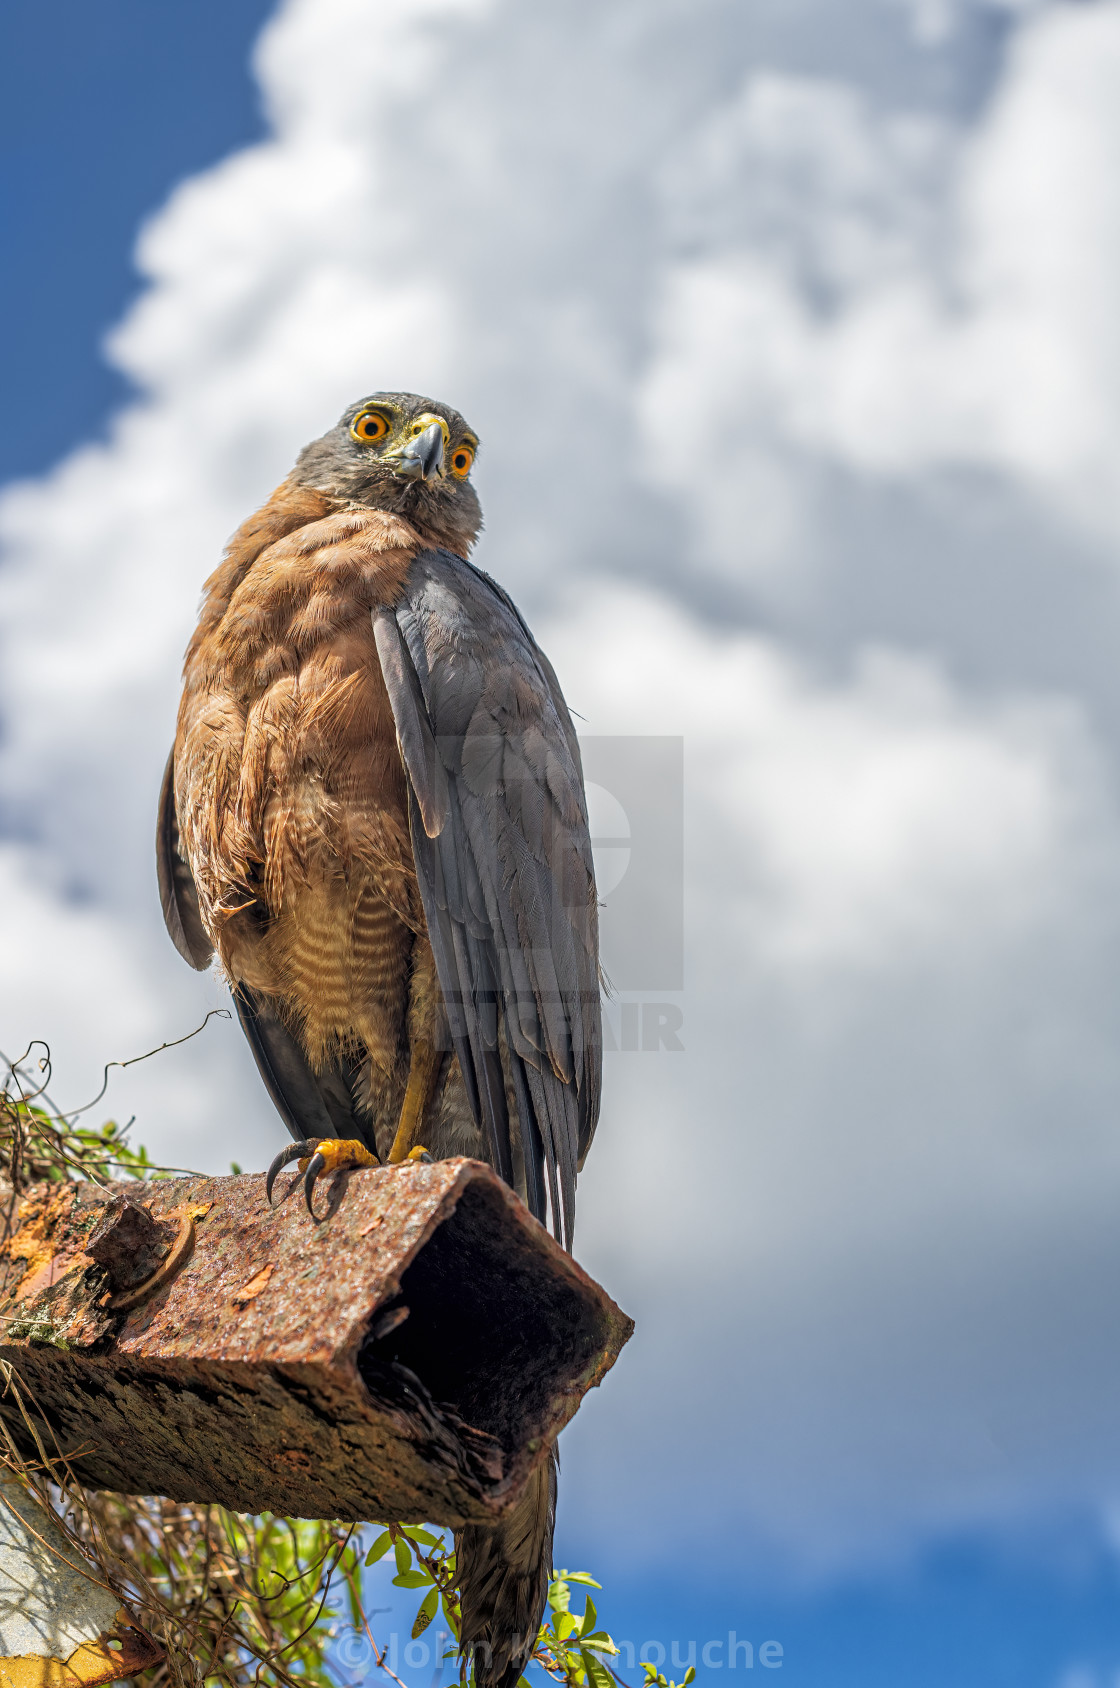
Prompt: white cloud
<box><xmin>0</xmin><ymin>845</ymin><xmax>251</xmax><ymax>1169</ymax></box>
<box><xmin>890</xmin><ymin>0</ymin><xmax>1048</xmax><ymax>49</ymax></box>
<box><xmin>546</xmin><ymin>585</ymin><xmax>1120</xmax><ymax>1573</ymax></box>
<box><xmin>555</xmin><ymin>587</ymin><xmax>1094</xmax><ymax>968</ymax></box>
<box><xmin>5</xmin><ymin>0</ymin><xmax>1120</xmax><ymax>1588</ymax></box>
<box><xmin>0</xmin><ymin>846</ymin><xmax>154</xmax><ymax>1075</ymax></box>
<box><xmin>645</xmin><ymin>4</ymin><xmax>1120</xmax><ymax>573</ymax></box>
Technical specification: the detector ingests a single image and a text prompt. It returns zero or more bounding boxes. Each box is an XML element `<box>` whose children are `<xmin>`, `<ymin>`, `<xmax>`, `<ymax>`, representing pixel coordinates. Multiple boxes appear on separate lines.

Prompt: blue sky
<box><xmin>356</xmin><ymin>1518</ymin><xmax>1120</xmax><ymax>1687</ymax></box>
<box><xmin>0</xmin><ymin>1</ymin><xmax>273</xmax><ymax>485</ymax></box>
<box><xmin>7</xmin><ymin>1</ymin><xmax>1120</xmax><ymax>1683</ymax></box>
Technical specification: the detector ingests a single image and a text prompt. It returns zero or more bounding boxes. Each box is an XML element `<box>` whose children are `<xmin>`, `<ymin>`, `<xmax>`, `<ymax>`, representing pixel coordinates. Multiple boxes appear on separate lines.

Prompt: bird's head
<box><xmin>293</xmin><ymin>392</ymin><xmax>482</xmax><ymax>553</ymax></box>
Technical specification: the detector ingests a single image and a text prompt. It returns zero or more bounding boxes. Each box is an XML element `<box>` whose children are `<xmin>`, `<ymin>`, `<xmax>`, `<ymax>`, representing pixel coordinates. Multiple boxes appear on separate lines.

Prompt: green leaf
<box><xmin>582</xmin><ymin>1634</ymin><xmax>619</xmax><ymax>1656</ymax></box>
<box><xmin>566</xmin><ymin>1572</ymin><xmax>602</xmax><ymax>1588</ymax></box>
<box><xmin>556</xmin><ymin>1612</ymin><xmax>576</xmax><ymax>1641</ymax></box>
<box><xmin>579</xmin><ymin>1596</ymin><xmax>598</xmax><ymax>1636</ymax></box>
<box><xmin>581</xmin><ymin>1647</ymin><xmax>615</xmax><ymax>1688</ymax></box>
<box><xmin>364</xmin><ymin>1530</ymin><xmax>393</xmax><ymax>1566</ymax></box>
<box><xmin>412</xmin><ymin>1587</ymin><xmax>439</xmax><ymax>1638</ymax></box>
<box><xmin>392</xmin><ymin>1569</ymin><xmax>430</xmax><ymax>1589</ymax></box>
<box><xmin>405</xmin><ymin>1526</ymin><xmax>441</xmax><ymax>1547</ymax></box>
<box><xmin>394</xmin><ymin>1535</ymin><xmax>412</xmax><ymax>1576</ymax></box>
<box><xmin>683</xmin><ymin>1671</ymin><xmax>696</xmax><ymax>1686</ymax></box>
<box><xmin>548</xmin><ymin>1578</ymin><xmax>572</xmax><ymax>1613</ymax></box>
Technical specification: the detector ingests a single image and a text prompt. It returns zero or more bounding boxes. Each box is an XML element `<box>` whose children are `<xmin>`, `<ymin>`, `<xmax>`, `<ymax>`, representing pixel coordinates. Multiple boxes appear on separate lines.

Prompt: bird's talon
<box><xmin>406</xmin><ymin>1146</ymin><xmax>433</xmax><ymax>1163</ymax></box>
<box><xmin>299</xmin><ymin>1138</ymin><xmax>381</xmax><ymax>1222</ymax></box>
<box><xmin>266</xmin><ymin>1139</ymin><xmax>324</xmax><ymax>1205</ymax></box>
<box><xmin>304</xmin><ymin>1152</ymin><xmax>328</xmax><ymax>1219</ymax></box>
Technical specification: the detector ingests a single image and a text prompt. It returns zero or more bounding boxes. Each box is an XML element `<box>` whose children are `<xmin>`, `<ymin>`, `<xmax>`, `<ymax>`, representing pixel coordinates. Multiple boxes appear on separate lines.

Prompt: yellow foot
<box><xmin>265</xmin><ymin>1137</ymin><xmax>379</xmax><ymax>1221</ymax></box>
<box><xmin>387</xmin><ymin>1140</ymin><xmax>434</xmax><ymax>1166</ymax></box>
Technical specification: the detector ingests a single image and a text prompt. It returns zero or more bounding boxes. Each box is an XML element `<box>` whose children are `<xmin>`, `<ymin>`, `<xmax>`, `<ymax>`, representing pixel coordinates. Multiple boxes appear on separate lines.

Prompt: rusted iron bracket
<box><xmin>0</xmin><ymin>1160</ymin><xmax>632</xmax><ymax>1525</ymax></box>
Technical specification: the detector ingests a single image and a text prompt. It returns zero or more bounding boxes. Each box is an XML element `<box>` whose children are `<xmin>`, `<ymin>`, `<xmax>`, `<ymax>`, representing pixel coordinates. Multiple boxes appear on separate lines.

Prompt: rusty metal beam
<box><xmin>0</xmin><ymin>1159</ymin><xmax>632</xmax><ymax>1525</ymax></box>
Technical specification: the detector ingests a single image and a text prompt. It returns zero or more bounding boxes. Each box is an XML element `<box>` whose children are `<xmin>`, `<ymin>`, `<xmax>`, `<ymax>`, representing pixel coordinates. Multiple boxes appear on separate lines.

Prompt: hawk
<box><xmin>157</xmin><ymin>392</ymin><xmax>602</xmax><ymax>1687</ymax></box>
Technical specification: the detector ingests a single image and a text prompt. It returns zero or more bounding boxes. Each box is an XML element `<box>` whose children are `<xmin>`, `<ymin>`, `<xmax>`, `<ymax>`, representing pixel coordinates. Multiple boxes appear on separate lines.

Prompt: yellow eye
<box><xmin>351</xmin><ymin>410</ymin><xmax>390</xmax><ymax>442</ymax></box>
<box><xmin>450</xmin><ymin>443</ymin><xmax>475</xmax><ymax>478</ymax></box>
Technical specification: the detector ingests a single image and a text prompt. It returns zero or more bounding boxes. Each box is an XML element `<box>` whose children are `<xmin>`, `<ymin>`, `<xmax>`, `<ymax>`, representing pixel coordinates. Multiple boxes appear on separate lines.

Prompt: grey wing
<box><xmin>373</xmin><ymin>550</ymin><xmax>601</xmax><ymax>1250</ymax></box>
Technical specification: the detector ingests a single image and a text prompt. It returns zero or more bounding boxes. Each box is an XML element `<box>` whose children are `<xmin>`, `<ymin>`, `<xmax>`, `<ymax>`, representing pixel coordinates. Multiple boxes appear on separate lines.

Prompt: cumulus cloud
<box><xmin>560</xmin><ymin>588</ymin><xmax>1098</xmax><ymax>968</ymax></box>
<box><xmin>891</xmin><ymin>0</ymin><xmax>1048</xmax><ymax>49</ymax></box>
<box><xmin>4</xmin><ymin>0</ymin><xmax>1120</xmax><ymax>1585</ymax></box>
<box><xmin>550</xmin><ymin>587</ymin><xmax>1120</xmax><ymax>1574</ymax></box>
<box><xmin>646</xmin><ymin>4</ymin><xmax>1120</xmax><ymax>584</ymax></box>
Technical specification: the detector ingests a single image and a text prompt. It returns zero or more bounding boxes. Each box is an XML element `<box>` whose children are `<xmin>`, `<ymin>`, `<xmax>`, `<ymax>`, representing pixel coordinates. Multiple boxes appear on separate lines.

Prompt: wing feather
<box><xmin>373</xmin><ymin>552</ymin><xmax>600</xmax><ymax>1248</ymax></box>
<box><xmin>156</xmin><ymin>751</ymin><xmax>214</xmax><ymax>971</ymax></box>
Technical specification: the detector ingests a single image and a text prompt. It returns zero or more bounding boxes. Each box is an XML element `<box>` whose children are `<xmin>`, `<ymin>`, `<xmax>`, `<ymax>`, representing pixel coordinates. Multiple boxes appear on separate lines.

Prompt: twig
<box><xmin>56</xmin><ymin>1009</ymin><xmax>231</xmax><ymax>1122</ymax></box>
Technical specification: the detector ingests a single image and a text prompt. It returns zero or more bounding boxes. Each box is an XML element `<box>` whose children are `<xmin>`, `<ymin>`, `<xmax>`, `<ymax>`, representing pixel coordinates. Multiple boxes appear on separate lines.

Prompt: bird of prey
<box><xmin>157</xmin><ymin>392</ymin><xmax>601</xmax><ymax>1688</ymax></box>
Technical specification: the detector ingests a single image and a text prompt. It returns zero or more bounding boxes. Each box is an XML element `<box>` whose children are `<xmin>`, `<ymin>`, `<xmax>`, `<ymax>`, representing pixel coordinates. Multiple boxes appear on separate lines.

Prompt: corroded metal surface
<box><xmin>0</xmin><ymin>1160</ymin><xmax>632</xmax><ymax>1524</ymax></box>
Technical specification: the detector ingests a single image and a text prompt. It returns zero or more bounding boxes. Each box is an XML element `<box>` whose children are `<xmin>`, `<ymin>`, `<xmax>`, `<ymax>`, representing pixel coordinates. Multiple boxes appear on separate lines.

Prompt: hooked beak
<box><xmin>395</xmin><ymin>421</ymin><xmax>445</xmax><ymax>482</ymax></box>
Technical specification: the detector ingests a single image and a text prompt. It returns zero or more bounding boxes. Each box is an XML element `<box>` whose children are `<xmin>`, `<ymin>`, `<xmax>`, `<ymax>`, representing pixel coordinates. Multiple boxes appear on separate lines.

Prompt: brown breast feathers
<box><xmin>174</xmin><ymin>481</ymin><xmax>424</xmax><ymax>1074</ymax></box>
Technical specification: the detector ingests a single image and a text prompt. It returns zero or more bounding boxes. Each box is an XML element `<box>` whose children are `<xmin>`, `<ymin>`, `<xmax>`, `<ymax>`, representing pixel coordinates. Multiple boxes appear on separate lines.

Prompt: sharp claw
<box><xmin>266</xmin><ymin>1139</ymin><xmax>320</xmax><ymax>1205</ymax></box>
<box><xmin>304</xmin><ymin>1152</ymin><xmax>328</xmax><ymax>1220</ymax></box>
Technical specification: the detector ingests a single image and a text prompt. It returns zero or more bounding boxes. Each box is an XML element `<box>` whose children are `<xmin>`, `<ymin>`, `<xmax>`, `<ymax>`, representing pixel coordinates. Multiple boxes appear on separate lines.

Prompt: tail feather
<box><xmin>455</xmin><ymin>1448</ymin><xmax>557</xmax><ymax>1688</ymax></box>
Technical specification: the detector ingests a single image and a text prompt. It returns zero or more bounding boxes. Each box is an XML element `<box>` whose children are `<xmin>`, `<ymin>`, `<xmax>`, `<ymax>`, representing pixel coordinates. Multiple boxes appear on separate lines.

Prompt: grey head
<box><xmin>293</xmin><ymin>391</ymin><xmax>483</xmax><ymax>552</ymax></box>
